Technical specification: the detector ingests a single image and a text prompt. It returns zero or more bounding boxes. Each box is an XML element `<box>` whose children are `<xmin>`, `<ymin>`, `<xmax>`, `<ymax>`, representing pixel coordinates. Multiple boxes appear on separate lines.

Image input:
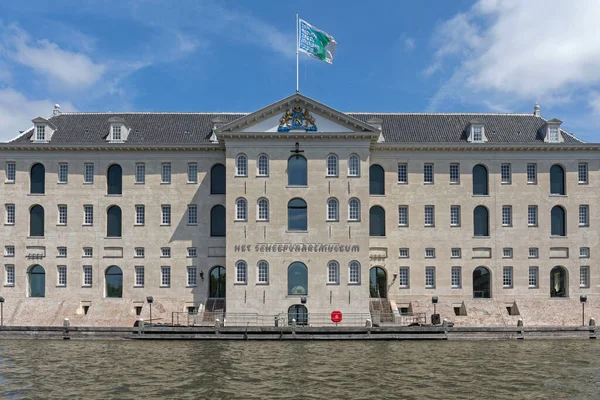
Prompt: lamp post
<box><xmin>146</xmin><ymin>296</ymin><xmax>154</xmax><ymax>325</ymax></box>
<box><xmin>0</xmin><ymin>296</ymin><xmax>4</xmax><ymax>327</ymax></box>
<box><xmin>432</xmin><ymin>296</ymin><xmax>439</xmax><ymax>325</ymax></box>
<box><xmin>580</xmin><ymin>295</ymin><xmax>587</xmax><ymax>326</ymax></box>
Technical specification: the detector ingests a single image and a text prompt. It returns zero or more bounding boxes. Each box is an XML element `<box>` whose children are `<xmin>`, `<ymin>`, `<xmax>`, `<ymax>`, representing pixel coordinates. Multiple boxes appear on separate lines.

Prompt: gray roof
<box><xmin>10</xmin><ymin>111</ymin><xmax>582</xmax><ymax>145</ymax></box>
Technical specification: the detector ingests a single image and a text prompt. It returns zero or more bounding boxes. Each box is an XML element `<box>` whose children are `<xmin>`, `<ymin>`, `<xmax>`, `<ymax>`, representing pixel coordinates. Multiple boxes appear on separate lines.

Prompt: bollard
<box><xmin>215</xmin><ymin>318</ymin><xmax>220</xmax><ymax>328</ymax></box>
<box><xmin>589</xmin><ymin>318</ymin><xmax>597</xmax><ymax>340</ymax></box>
<box><xmin>589</xmin><ymin>318</ymin><xmax>596</xmax><ymax>327</ymax></box>
<box><xmin>517</xmin><ymin>319</ymin><xmax>523</xmax><ymax>327</ymax></box>
<box><xmin>63</xmin><ymin>318</ymin><xmax>70</xmax><ymax>340</ymax></box>
<box><xmin>138</xmin><ymin>318</ymin><xmax>144</xmax><ymax>334</ymax></box>
<box><xmin>517</xmin><ymin>318</ymin><xmax>524</xmax><ymax>340</ymax></box>
<box><xmin>365</xmin><ymin>319</ymin><xmax>372</xmax><ymax>328</ymax></box>
<box><xmin>292</xmin><ymin>318</ymin><xmax>297</xmax><ymax>329</ymax></box>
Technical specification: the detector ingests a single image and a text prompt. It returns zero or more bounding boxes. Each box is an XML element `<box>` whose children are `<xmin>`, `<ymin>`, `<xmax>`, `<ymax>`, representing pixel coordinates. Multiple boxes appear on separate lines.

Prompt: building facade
<box><xmin>0</xmin><ymin>94</ymin><xmax>598</xmax><ymax>326</ymax></box>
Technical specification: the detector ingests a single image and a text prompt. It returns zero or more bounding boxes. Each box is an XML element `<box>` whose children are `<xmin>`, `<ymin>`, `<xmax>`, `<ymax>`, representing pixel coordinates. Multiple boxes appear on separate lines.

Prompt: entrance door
<box><xmin>29</xmin><ymin>265</ymin><xmax>45</xmax><ymax>297</ymax></box>
<box><xmin>288</xmin><ymin>305</ymin><xmax>308</xmax><ymax>326</ymax></box>
<box><xmin>473</xmin><ymin>266</ymin><xmax>491</xmax><ymax>298</ymax></box>
<box><xmin>369</xmin><ymin>267</ymin><xmax>387</xmax><ymax>298</ymax></box>
<box><xmin>550</xmin><ymin>266</ymin><xmax>568</xmax><ymax>297</ymax></box>
<box><xmin>209</xmin><ymin>266</ymin><xmax>226</xmax><ymax>298</ymax></box>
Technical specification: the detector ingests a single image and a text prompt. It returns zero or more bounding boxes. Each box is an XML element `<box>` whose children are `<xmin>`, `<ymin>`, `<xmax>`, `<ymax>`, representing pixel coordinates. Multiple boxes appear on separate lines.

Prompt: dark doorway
<box><xmin>550</xmin><ymin>266</ymin><xmax>568</xmax><ymax>297</ymax></box>
<box><xmin>105</xmin><ymin>266</ymin><xmax>123</xmax><ymax>298</ymax></box>
<box><xmin>369</xmin><ymin>267</ymin><xmax>387</xmax><ymax>298</ymax></box>
<box><xmin>473</xmin><ymin>266</ymin><xmax>491</xmax><ymax>298</ymax></box>
<box><xmin>29</xmin><ymin>265</ymin><xmax>45</xmax><ymax>297</ymax></box>
<box><xmin>210</xmin><ymin>266</ymin><xmax>226</xmax><ymax>298</ymax></box>
<box><xmin>288</xmin><ymin>304</ymin><xmax>308</xmax><ymax>326</ymax></box>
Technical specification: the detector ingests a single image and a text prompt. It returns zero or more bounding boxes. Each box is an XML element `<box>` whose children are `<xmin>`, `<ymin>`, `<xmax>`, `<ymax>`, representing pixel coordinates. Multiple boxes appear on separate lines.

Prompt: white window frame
<box><xmin>425</xmin><ymin>266</ymin><xmax>436</xmax><ymax>288</ymax></box>
<box><xmin>503</xmin><ymin>266</ymin><xmax>513</xmax><ymax>288</ymax></box>
<box><xmin>58</xmin><ymin>205</ymin><xmax>67</xmax><ymax>225</ymax></box>
<box><xmin>472</xmin><ymin>125</ymin><xmax>483</xmax><ymax>142</ymax></box>
<box><xmin>349</xmin><ymin>261</ymin><xmax>360</xmax><ymax>284</ymax></box>
<box><xmin>5</xmin><ymin>204</ymin><xmax>15</xmax><ymax>225</ymax></box>
<box><xmin>528</xmin><ymin>248</ymin><xmax>539</xmax><ymax>259</ymax></box>
<box><xmin>398</xmin><ymin>267</ymin><xmax>410</xmax><ymax>288</ymax></box>
<box><xmin>84</xmin><ymin>163</ymin><xmax>94</xmax><ymax>184</ymax></box>
<box><xmin>579</xmin><ymin>205</ymin><xmax>589</xmax><ymax>227</ymax></box>
<box><xmin>451</xmin><ymin>266</ymin><xmax>461</xmax><ymax>288</ymax></box>
<box><xmin>58</xmin><ymin>163</ymin><xmax>68</xmax><ymax>183</ymax></box>
<box><xmin>161</xmin><ymin>163</ymin><xmax>172</xmax><ymax>184</ymax></box>
<box><xmin>450</xmin><ymin>205</ymin><xmax>461</xmax><ymax>227</ymax></box>
<box><xmin>500</xmin><ymin>163</ymin><xmax>511</xmax><ymax>184</ymax></box>
<box><xmin>502</xmin><ymin>205</ymin><xmax>512</xmax><ymax>227</ymax></box>
<box><xmin>6</xmin><ymin>162</ymin><xmax>16</xmax><ymax>183</ymax></box>
<box><xmin>397</xmin><ymin>163</ymin><xmax>407</xmax><ymax>184</ymax></box>
<box><xmin>83</xmin><ymin>205</ymin><xmax>93</xmax><ymax>226</ymax></box>
<box><xmin>348</xmin><ymin>198</ymin><xmax>360</xmax><ymax>221</ymax></box>
<box><xmin>327</xmin><ymin>198</ymin><xmax>339</xmax><ymax>221</ymax></box>
<box><xmin>57</xmin><ymin>265</ymin><xmax>67</xmax><ymax>287</ymax></box>
<box><xmin>399</xmin><ymin>248</ymin><xmax>409</xmax><ymax>258</ymax></box>
<box><xmin>348</xmin><ymin>155</ymin><xmax>360</xmax><ymax>177</ymax></box>
<box><xmin>161</xmin><ymin>247</ymin><xmax>171</xmax><ymax>258</ymax></box>
<box><xmin>326</xmin><ymin>154</ymin><xmax>339</xmax><ymax>177</ymax></box>
<box><xmin>449</xmin><ymin>163</ymin><xmax>460</xmax><ymax>184</ymax></box>
<box><xmin>57</xmin><ymin>247</ymin><xmax>67</xmax><ymax>257</ymax></box>
<box><xmin>5</xmin><ymin>264</ymin><xmax>15</xmax><ymax>286</ymax></box>
<box><xmin>187</xmin><ymin>163</ymin><xmax>198</xmax><ymax>183</ymax></box>
<box><xmin>327</xmin><ymin>261</ymin><xmax>339</xmax><ymax>284</ymax></box>
<box><xmin>424</xmin><ymin>163</ymin><xmax>434</xmax><ymax>184</ymax></box>
<box><xmin>580</xmin><ymin>247</ymin><xmax>590</xmax><ymax>258</ymax></box>
<box><xmin>188</xmin><ymin>204</ymin><xmax>198</xmax><ymax>225</ymax></box>
<box><xmin>398</xmin><ymin>205</ymin><xmax>409</xmax><ymax>227</ymax></box>
<box><xmin>578</xmin><ymin>163</ymin><xmax>588</xmax><ymax>184</ymax></box>
<box><xmin>83</xmin><ymin>266</ymin><xmax>93</xmax><ymax>287</ymax></box>
<box><xmin>503</xmin><ymin>248</ymin><xmax>513</xmax><ymax>258</ymax></box>
<box><xmin>135</xmin><ymin>205</ymin><xmax>145</xmax><ymax>226</ymax></box>
<box><xmin>135</xmin><ymin>247</ymin><xmax>145</xmax><ymax>258</ymax></box>
<box><xmin>527</xmin><ymin>163</ymin><xmax>537</xmax><ymax>184</ymax></box>
<box><xmin>236</xmin><ymin>154</ymin><xmax>248</xmax><ymax>177</ymax></box>
<box><xmin>235</xmin><ymin>261</ymin><xmax>247</xmax><ymax>283</ymax></box>
<box><xmin>548</xmin><ymin>126</ymin><xmax>559</xmax><ymax>143</ymax></box>
<box><xmin>528</xmin><ymin>205</ymin><xmax>538</xmax><ymax>227</ymax></box>
<box><xmin>580</xmin><ymin>266</ymin><xmax>590</xmax><ymax>288</ymax></box>
<box><xmin>424</xmin><ymin>205</ymin><xmax>435</xmax><ymax>227</ymax></box>
<box><xmin>187</xmin><ymin>266</ymin><xmax>198</xmax><ymax>287</ymax></box>
<box><xmin>425</xmin><ymin>248</ymin><xmax>435</xmax><ymax>259</ymax></box>
<box><xmin>135</xmin><ymin>163</ymin><xmax>145</xmax><ymax>184</ymax></box>
<box><xmin>187</xmin><ymin>247</ymin><xmax>197</xmax><ymax>258</ymax></box>
<box><xmin>112</xmin><ymin>125</ymin><xmax>122</xmax><ymax>141</ymax></box>
<box><xmin>5</xmin><ymin>246</ymin><xmax>15</xmax><ymax>257</ymax></box>
<box><xmin>451</xmin><ymin>248</ymin><xmax>461</xmax><ymax>258</ymax></box>
<box><xmin>528</xmin><ymin>266</ymin><xmax>538</xmax><ymax>288</ymax></box>
<box><xmin>135</xmin><ymin>266</ymin><xmax>145</xmax><ymax>287</ymax></box>
<box><xmin>257</xmin><ymin>198</ymin><xmax>269</xmax><ymax>221</ymax></box>
<box><xmin>236</xmin><ymin>198</ymin><xmax>247</xmax><ymax>221</ymax></box>
<box><xmin>36</xmin><ymin>125</ymin><xmax>46</xmax><ymax>141</ymax></box>
<box><xmin>257</xmin><ymin>261</ymin><xmax>269</xmax><ymax>284</ymax></box>
<box><xmin>161</xmin><ymin>266</ymin><xmax>171</xmax><ymax>287</ymax></box>
<box><xmin>83</xmin><ymin>247</ymin><xmax>93</xmax><ymax>258</ymax></box>
<box><xmin>257</xmin><ymin>154</ymin><xmax>269</xmax><ymax>177</ymax></box>
<box><xmin>161</xmin><ymin>205</ymin><xmax>171</xmax><ymax>225</ymax></box>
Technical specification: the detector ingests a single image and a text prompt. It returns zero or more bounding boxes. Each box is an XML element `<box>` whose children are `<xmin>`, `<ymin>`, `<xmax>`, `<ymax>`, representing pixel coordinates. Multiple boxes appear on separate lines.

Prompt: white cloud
<box><xmin>1</xmin><ymin>24</ymin><xmax>106</xmax><ymax>89</ymax></box>
<box><xmin>588</xmin><ymin>92</ymin><xmax>600</xmax><ymax>115</ymax></box>
<box><xmin>404</xmin><ymin>37</ymin><xmax>415</xmax><ymax>51</ymax></box>
<box><xmin>426</xmin><ymin>0</ymin><xmax>600</xmax><ymax>112</ymax></box>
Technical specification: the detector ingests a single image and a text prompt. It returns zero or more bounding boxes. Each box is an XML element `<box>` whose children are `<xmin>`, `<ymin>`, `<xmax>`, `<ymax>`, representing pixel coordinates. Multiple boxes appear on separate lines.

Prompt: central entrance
<box><xmin>473</xmin><ymin>266</ymin><xmax>491</xmax><ymax>298</ymax></box>
<box><xmin>369</xmin><ymin>267</ymin><xmax>387</xmax><ymax>298</ymax></box>
<box><xmin>209</xmin><ymin>266</ymin><xmax>226</xmax><ymax>298</ymax></box>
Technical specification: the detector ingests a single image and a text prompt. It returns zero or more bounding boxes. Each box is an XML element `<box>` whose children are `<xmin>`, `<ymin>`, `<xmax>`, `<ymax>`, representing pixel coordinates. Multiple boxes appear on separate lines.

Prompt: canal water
<box><xmin>0</xmin><ymin>339</ymin><xmax>599</xmax><ymax>399</ymax></box>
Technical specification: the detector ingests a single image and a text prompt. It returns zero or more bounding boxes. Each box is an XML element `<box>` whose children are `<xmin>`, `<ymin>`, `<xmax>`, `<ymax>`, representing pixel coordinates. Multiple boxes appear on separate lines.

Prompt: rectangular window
<box><xmin>135</xmin><ymin>163</ymin><xmax>145</xmax><ymax>184</ymax></box>
<box><xmin>425</xmin><ymin>266</ymin><xmax>436</xmax><ymax>288</ymax></box>
<box><xmin>58</xmin><ymin>163</ymin><xmax>68</xmax><ymax>183</ymax></box>
<box><xmin>500</xmin><ymin>163</ymin><xmax>511</xmax><ymax>184</ymax></box>
<box><xmin>424</xmin><ymin>163</ymin><xmax>434</xmax><ymax>184</ymax></box>
<box><xmin>529</xmin><ymin>267</ymin><xmax>539</xmax><ymax>288</ymax></box>
<box><xmin>502</xmin><ymin>205</ymin><xmax>512</xmax><ymax>226</ymax></box>
<box><xmin>112</xmin><ymin>125</ymin><xmax>121</xmax><ymax>141</ymax></box>
<box><xmin>580</xmin><ymin>266</ymin><xmax>590</xmax><ymax>288</ymax></box>
<box><xmin>449</xmin><ymin>163</ymin><xmax>460</xmax><ymax>184</ymax></box>
<box><xmin>84</xmin><ymin>163</ymin><xmax>94</xmax><ymax>184</ymax></box>
<box><xmin>187</xmin><ymin>247</ymin><xmax>197</xmax><ymax>258</ymax></box>
<box><xmin>83</xmin><ymin>247</ymin><xmax>93</xmax><ymax>258</ymax></box>
<box><xmin>425</xmin><ymin>248</ymin><xmax>435</xmax><ymax>258</ymax></box>
<box><xmin>529</xmin><ymin>248</ymin><xmax>539</xmax><ymax>259</ymax></box>
<box><xmin>527</xmin><ymin>163</ymin><xmax>537</xmax><ymax>184</ymax></box>
<box><xmin>187</xmin><ymin>163</ymin><xmax>198</xmax><ymax>183</ymax></box>
<box><xmin>398</xmin><ymin>206</ymin><xmax>409</xmax><ymax>226</ymax></box>
<box><xmin>398</xmin><ymin>267</ymin><xmax>410</xmax><ymax>288</ymax></box>
<box><xmin>161</xmin><ymin>163</ymin><xmax>171</xmax><ymax>184</ymax></box>
<box><xmin>84</xmin><ymin>205</ymin><xmax>93</xmax><ymax>225</ymax></box>
<box><xmin>578</xmin><ymin>163</ymin><xmax>588</xmax><ymax>184</ymax></box>
<box><xmin>57</xmin><ymin>247</ymin><xmax>67</xmax><ymax>257</ymax></box>
<box><xmin>161</xmin><ymin>266</ymin><xmax>171</xmax><ymax>287</ymax></box>
<box><xmin>6</xmin><ymin>162</ymin><xmax>15</xmax><ymax>182</ymax></box>
<box><xmin>503</xmin><ymin>266</ymin><xmax>513</xmax><ymax>288</ymax></box>
<box><xmin>451</xmin><ymin>248</ymin><xmax>461</xmax><ymax>258</ymax></box>
<box><xmin>528</xmin><ymin>205</ymin><xmax>538</xmax><ymax>226</ymax></box>
<box><xmin>57</xmin><ymin>265</ymin><xmax>67</xmax><ymax>287</ymax></box>
<box><xmin>472</xmin><ymin>126</ymin><xmax>483</xmax><ymax>142</ymax></box>
<box><xmin>135</xmin><ymin>266</ymin><xmax>144</xmax><ymax>287</ymax></box>
<box><xmin>83</xmin><ymin>266</ymin><xmax>93</xmax><ymax>287</ymax></box>
<box><xmin>58</xmin><ymin>205</ymin><xmax>67</xmax><ymax>225</ymax></box>
<box><xmin>161</xmin><ymin>247</ymin><xmax>171</xmax><ymax>258</ymax></box>
<box><xmin>579</xmin><ymin>205</ymin><xmax>589</xmax><ymax>227</ymax></box>
<box><xmin>188</xmin><ymin>205</ymin><xmax>198</xmax><ymax>225</ymax></box>
<box><xmin>399</xmin><ymin>248</ymin><xmax>409</xmax><ymax>258</ymax></box>
<box><xmin>5</xmin><ymin>204</ymin><xmax>15</xmax><ymax>225</ymax></box>
<box><xmin>397</xmin><ymin>163</ymin><xmax>407</xmax><ymax>184</ymax></box>
<box><xmin>36</xmin><ymin>125</ymin><xmax>46</xmax><ymax>141</ymax></box>
<box><xmin>503</xmin><ymin>248</ymin><xmax>513</xmax><ymax>258</ymax></box>
<box><xmin>188</xmin><ymin>266</ymin><xmax>197</xmax><ymax>287</ymax></box>
<box><xmin>451</xmin><ymin>266</ymin><xmax>461</xmax><ymax>288</ymax></box>
<box><xmin>424</xmin><ymin>206</ymin><xmax>435</xmax><ymax>227</ymax></box>
<box><xmin>161</xmin><ymin>205</ymin><xmax>171</xmax><ymax>225</ymax></box>
<box><xmin>450</xmin><ymin>205</ymin><xmax>461</xmax><ymax>226</ymax></box>
<box><xmin>5</xmin><ymin>246</ymin><xmax>15</xmax><ymax>257</ymax></box>
<box><xmin>580</xmin><ymin>247</ymin><xmax>590</xmax><ymax>258</ymax></box>
<box><xmin>5</xmin><ymin>264</ymin><xmax>15</xmax><ymax>286</ymax></box>
<box><xmin>548</xmin><ymin>126</ymin><xmax>559</xmax><ymax>142</ymax></box>
<box><xmin>135</xmin><ymin>247</ymin><xmax>145</xmax><ymax>258</ymax></box>
<box><xmin>135</xmin><ymin>205</ymin><xmax>145</xmax><ymax>225</ymax></box>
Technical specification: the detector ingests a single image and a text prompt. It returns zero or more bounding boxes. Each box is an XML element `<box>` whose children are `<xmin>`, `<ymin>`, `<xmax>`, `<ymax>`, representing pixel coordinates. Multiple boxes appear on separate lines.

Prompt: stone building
<box><xmin>0</xmin><ymin>93</ymin><xmax>598</xmax><ymax>326</ymax></box>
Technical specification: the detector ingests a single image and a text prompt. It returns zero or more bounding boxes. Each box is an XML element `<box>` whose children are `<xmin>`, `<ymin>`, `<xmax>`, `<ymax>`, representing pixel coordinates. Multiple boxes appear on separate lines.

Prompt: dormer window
<box><xmin>112</xmin><ymin>125</ymin><xmax>122</xmax><ymax>141</ymax></box>
<box><xmin>106</xmin><ymin>117</ymin><xmax>129</xmax><ymax>143</ymax></box>
<box><xmin>472</xmin><ymin>125</ymin><xmax>483</xmax><ymax>142</ymax></box>
<box><xmin>467</xmin><ymin>120</ymin><xmax>487</xmax><ymax>143</ymax></box>
<box><xmin>30</xmin><ymin>117</ymin><xmax>55</xmax><ymax>143</ymax></box>
<box><xmin>544</xmin><ymin>119</ymin><xmax>563</xmax><ymax>143</ymax></box>
<box><xmin>36</xmin><ymin>125</ymin><xmax>46</xmax><ymax>141</ymax></box>
<box><xmin>548</xmin><ymin>126</ymin><xmax>559</xmax><ymax>143</ymax></box>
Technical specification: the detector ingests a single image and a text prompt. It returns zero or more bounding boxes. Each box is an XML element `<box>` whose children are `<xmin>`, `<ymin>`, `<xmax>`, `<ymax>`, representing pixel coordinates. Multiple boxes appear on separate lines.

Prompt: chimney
<box><xmin>533</xmin><ymin>103</ymin><xmax>540</xmax><ymax>117</ymax></box>
<box><xmin>53</xmin><ymin>104</ymin><xmax>61</xmax><ymax>116</ymax></box>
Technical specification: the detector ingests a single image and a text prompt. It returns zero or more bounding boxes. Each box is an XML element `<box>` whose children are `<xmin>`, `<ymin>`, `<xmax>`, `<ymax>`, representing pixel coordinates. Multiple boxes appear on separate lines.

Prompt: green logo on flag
<box><xmin>299</xmin><ymin>19</ymin><xmax>337</xmax><ymax>64</ymax></box>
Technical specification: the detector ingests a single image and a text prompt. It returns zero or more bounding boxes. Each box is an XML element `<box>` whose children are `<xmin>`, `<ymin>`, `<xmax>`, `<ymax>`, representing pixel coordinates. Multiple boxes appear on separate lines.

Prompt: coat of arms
<box><xmin>277</xmin><ymin>107</ymin><xmax>317</xmax><ymax>132</ymax></box>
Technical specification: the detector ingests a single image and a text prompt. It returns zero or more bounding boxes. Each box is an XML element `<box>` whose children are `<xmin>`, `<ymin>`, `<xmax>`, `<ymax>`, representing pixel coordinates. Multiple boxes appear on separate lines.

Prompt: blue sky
<box><xmin>1</xmin><ymin>0</ymin><xmax>600</xmax><ymax>142</ymax></box>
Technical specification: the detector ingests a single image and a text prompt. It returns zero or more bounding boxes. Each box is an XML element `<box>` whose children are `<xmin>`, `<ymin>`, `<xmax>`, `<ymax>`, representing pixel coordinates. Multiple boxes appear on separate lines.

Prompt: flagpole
<box><xmin>296</xmin><ymin>12</ymin><xmax>299</xmax><ymax>93</ymax></box>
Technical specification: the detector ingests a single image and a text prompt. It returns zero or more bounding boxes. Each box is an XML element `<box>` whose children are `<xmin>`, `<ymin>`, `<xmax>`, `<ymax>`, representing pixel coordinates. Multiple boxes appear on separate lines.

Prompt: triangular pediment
<box><xmin>216</xmin><ymin>93</ymin><xmax>378</xmax><ymax>134</ymax></box>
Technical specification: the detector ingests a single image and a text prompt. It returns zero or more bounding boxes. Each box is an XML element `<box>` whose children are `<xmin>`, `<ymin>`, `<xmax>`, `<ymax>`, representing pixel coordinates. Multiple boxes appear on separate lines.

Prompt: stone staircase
<box><xmin>369</xmin><ymin>298</ymin><xmax>394</xmax><ymax>325</ymax></box>
<box><xmin>202</xmin><ymin>298</ymin><xmax>225</xmax><ymax>323</ymax></box>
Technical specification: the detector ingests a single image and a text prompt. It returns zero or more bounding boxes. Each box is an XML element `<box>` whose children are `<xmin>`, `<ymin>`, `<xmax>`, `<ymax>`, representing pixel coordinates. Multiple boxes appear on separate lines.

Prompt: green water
<box><xmin>0</xmin><ymin>339</ymin><xmax>599</xmax><ymax>399</ymax></box>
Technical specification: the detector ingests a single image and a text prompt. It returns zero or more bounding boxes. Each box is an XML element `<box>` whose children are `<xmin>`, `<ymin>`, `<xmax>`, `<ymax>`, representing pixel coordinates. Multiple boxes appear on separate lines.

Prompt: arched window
<box><xmin>257</xmin><ymin>260</ymin><xmax>269</xmax><ymax>284</ymax></box>
<box><xmin>28</xmin><ymin>265</ymin><xmax>45</xmax><ymax>297</ymax></box>
<box><xmin>257</xmin><ymin>154</ymin><xmax>269</xmax><ymax>176</ymax></box>
<box><xmin>235</xmin><ymin>154</ymin><xmax>248</xmax><ymax>177</ymax></box>
<box><xmin>235</xmin><ymin>198</ymin><xmax>247</xmax><ymax>221</ymax></box>
<box><xmin>257</xmin><ymin>198</ymin><xmax>269</xmax><ymax>221</ymax></box>
<box><xmin>327</xmin><ymin>198</ymin><xmax>339</xmax><ymax>221</ymax></box>
<box><xmin>29</xmin><ymin>205</ymin><xmax>44</xmax><ymax>237</ymax></box>
<box><xmin>288</xmin><ymin>198</ymin><xmax>307</xmax><ymax>231</ymax></box>
<box><xmin>472</xmin><ymin>165</ymin><xmax>488</xmax><ymax>195</ymax></box>
<box><xmin>288</xmin><ymin>304</ymin><xmax>308</xmax><ymax>326</ymax></box>
<box><xmin>473</xmin><ymin>266</ymin><xmax>491</xmax><ymax>298</ymax></box>
<box><xmin>349</xmin><ymin>261</ymin><xmax>361</xmax><ymax>284</ymax></box>
<box><xmin>107</xmin><ymin>164</ymin><xmax>122</xmax><ymax>195</ymax></box>
<box><xmin>348</xmin><ymin>154</ymin><xmax>360</xmax><ymax>177</ymax></box>
<box><xmin>210</xmin><ymin>205</ymin><xmax>226</xmax><ymax>237</ymax></box>
<box><xmin>327</xmin><ymin>261</ymin><xmax>339</xmax><ymax>284</ymax></box>
<box><xmin>550</xmin><ymin>164</ymin><xmax>565</xmax><ymax>195</ymax></box>
<box><xmin>348</xmin><ymin>198</ymin><xmax>360</xmax><ymax>221</ymax></box>
<box><xmin>369</xmin><ymin>267</ymin><xmax>387</xmax><ymax>298</ymax></box>
<box><xmin>105</xmin><ymin>265</ymin><xmax>123</xmax><ymax>298</ymax></box>
<box><xmin>288</xmin><ymin>262</ymin><xmax>308</xmax><ymax>295</ymax></box>
<box><xmin>473</xmin><ymin>206</ymin><xmax>489</xmax><ymax>236</ymax></box>
<box><xmin>235</xmin><ymin>260</ymin><xmax>247</xmax><ymax>283</ymax></box>
<box><xmin>326</xmin><ymin>154</ymin><xmax>338</xmax><ymax>177</ymax></box>
<box><xmin>550</xmin><ymin>266</ymin><xmax>568</xmax><ymax>297</ymax></box>
<box><xmin>288</xmin><ymin>155</ymin><xmax>307</xmax><ymax>186</ymax></box>
<box><xmin>369</xmin><ymin>206</ymin><xmax>386</xmax><ymax>236</ymax></box>
<box><xmin>369</xmin><ymin>165</ymin><xmax>385</xmax><ymax>195</ymax></box>
<box><xmin>30</xmin><ymin>163</ymin><xmax>45</xmax><ymax>194</ymax></box>
<box><xmin>210</xmin><ymin>164</ymin><xmax>226</xmax><ymax>194</ymax></box>
<box><xmin>107</xmin><ymin>205</ymin><xmax>122</xmax><ymax>237</ymax></box>
<box><xmin>551</xmin><ymin>206</ymin><xmax>566</xmax><ymax>236</ymax></box>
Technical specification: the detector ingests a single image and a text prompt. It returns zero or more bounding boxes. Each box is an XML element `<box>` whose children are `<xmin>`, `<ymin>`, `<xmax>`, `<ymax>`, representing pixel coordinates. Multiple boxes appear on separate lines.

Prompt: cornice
<box><xmin>0</xmin><ymin>143</ymin><xmax>225</xmax><ymax>152</ymax></box>
<box><xmin>372</xmin><ymin>143</ymin><xmax>600</xmax><ymax>152</ymax></box>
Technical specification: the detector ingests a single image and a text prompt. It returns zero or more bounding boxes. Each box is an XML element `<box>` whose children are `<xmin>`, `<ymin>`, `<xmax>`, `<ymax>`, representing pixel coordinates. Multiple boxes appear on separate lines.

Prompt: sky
<box><xmin>1</xmin><ymin>0</ymin><xmax>600</xmax><ymax>142</ymax></box>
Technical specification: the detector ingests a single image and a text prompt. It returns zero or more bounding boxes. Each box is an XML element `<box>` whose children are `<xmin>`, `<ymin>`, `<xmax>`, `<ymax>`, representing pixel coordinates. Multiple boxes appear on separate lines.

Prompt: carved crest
<box><xmin>278</xmin><ymin>107</ymin><xmax>317</xmax><ymax>132</ymax></box>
